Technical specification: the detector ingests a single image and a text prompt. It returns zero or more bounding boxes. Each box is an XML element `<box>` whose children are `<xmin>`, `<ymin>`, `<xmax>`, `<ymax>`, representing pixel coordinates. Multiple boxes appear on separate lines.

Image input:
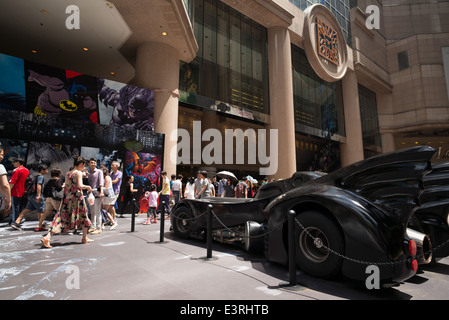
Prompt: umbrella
<box><xmin>216</xmin><ymin>171</ymin><xmax>238</xmax><ymax>182</ymax></box>
<box><xmin>247</xmin><ymin>175</ymin><xmax>258</xmax><ymax>184</ymax></box>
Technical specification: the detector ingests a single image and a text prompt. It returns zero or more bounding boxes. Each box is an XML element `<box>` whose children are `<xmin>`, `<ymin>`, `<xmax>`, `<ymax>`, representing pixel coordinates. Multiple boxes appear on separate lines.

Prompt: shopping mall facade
<box><xmin>1</xmin><ymin>0</ymin><xmax>448</xmax><ymax>180</ymax></box>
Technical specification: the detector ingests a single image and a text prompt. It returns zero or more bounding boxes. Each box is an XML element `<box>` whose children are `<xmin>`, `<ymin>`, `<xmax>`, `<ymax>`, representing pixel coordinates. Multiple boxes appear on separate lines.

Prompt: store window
<box><xmin>358</xmin><ymin>84</ymin><xmax>382</xmax><ymax>158</ymax></box>
<box><xmin>398</xmin><ymin>50</ymin><xmax>410</xmax><ymax>71</ymax></box>
<box><xmin>179</xmin><ymin>0</ymin><xmax>269</xmax><ymax>115</ymax></box>
<box><xmin>292</xmin><ymin>45</ymin><xmax>345</xmax><ymax>139</ymax></box>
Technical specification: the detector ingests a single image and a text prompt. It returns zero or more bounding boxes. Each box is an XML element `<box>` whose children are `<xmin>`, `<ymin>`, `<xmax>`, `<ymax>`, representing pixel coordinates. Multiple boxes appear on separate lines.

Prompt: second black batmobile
<box><xmin>170</xmin><ymin>146</ymin><xmax>446</xmax><ymax>286</ymax></box>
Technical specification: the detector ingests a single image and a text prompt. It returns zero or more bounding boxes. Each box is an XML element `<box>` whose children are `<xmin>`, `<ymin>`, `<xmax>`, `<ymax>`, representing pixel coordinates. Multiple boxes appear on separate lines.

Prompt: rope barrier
<box><xmin>170</xmin><ymin>203</ymin><xmax>449</xmax><ymax>267</ymax></box>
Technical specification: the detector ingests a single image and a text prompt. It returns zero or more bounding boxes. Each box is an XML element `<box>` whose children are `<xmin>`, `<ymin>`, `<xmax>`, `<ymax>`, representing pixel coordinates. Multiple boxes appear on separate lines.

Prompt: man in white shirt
<box><xmin>87</xmin><ymin>158</ymin><xmax>104</xmax><ymax>234</ymax></box>
<box><xmin>171</xmin><ymin>174</ymin><xmax>183</xmax><ymax>204</ymax></box>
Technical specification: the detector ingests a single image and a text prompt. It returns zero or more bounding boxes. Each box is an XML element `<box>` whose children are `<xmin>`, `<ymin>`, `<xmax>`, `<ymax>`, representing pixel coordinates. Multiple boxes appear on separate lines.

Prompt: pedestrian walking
<box><xmin>8</xmin><ymin>157</ymin><xmax>28</xmax><ymax>223</ymax></box>
<box><xmin>117</xmin><ymin>175</ymin><xmax>138</xmax><ymax>218</ymax></box>
<box><xmin>40</xmin><ymin>156</ymin><xmax>93</xmax><ymax>248</ymax></box>
<box><xmin>35</xmin><ymin>168</ymin><xmax>64</xmax><ymax>231</ymax></box>
<box><xmin>143</xmin><ymin>184</ymin><xmax>158</xmax><ymax>224</ymax></box>
<box><xmin>157</xmin><ymin>171</ymin><xmax>170</xmax><ymax>219</ymax></box>
<box><xmin>110</xmin><ymin>161</ymin><xmax>122</xmax><ymax>218</ymax></box>
<box><xmin>184</xmin><ymin>177</ymin><xmax>195</xmax><ymax>200</ymax></box>
<box><xmin>100</xmin><ymin>166</ymin><xmax>118</xmax><ymax>230</ymax></box>
<box><xmin>87</xmin><ymin>158</ymin><xmax>104</xmax><ymax>234</ymax></box>
<box><xmin>12</xmin><ymin>164</ymin><xmax>48</xmax><ymax>230</ymax></box>
<box><xmin>234</xmin><ymin>177</ymin><xmax>248</xmax><ymax>198</ymax></box>
<box><xmin>172</xmin><ymin>174</ymin><xmax>182</xmax><ymax>204</ymax></box>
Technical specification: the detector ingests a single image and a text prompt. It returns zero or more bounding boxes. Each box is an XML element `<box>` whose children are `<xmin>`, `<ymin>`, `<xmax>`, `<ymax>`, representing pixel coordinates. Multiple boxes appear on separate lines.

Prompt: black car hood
<box><xmin>257</xmin><ymin>146</ymin><xmax>436</xmax><ymax>223</ymax></box>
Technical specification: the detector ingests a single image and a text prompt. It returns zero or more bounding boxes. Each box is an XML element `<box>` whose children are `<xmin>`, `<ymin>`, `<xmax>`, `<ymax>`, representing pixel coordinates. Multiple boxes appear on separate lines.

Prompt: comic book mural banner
<box><xmin>0</xmin><ymin>52</ymin><xmax>163</xmax><ymax>155</ymax></box>
<box><xmin>25</xmin><ymin>62</ymin><xmax>99</xmax><ymax>123</ymax></box>
<box><xmin>0</xmin><ymin>52</ymin><xmax>155</xmax><ymax>129</ymax></box>
<box><xmin>98</xmin><ymin>79</ymin><xmax>154</xmax><ymax>131</ymax></box>
<box><xmin>122</xmin><ymin>151</ymin><xmax>162</xmax><ymax>209</ymax></box>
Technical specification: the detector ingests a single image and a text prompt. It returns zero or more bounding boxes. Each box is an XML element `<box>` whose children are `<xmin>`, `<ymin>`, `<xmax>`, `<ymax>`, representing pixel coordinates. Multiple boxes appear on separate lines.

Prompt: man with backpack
<box><xmin>234</xmin><ymin>177</ymin><xmax>248</xmax><ymax>198</ymax></box>
<box><xmin>11</xmin><ymin>164</ymin><xmax>48</xmax><ymax>231</ymax></box>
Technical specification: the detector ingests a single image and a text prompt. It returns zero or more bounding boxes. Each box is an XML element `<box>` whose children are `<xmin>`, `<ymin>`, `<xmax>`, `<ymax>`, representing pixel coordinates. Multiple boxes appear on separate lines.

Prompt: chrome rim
<box><xmin>299</xmin><ymin>226</ymin><xmax>330</xmax><ymax>263</ymax></box>
<box><xmin>175</xmin><ymin>211</ymin><xmax>191</xmax><ymax>233</ymax></box>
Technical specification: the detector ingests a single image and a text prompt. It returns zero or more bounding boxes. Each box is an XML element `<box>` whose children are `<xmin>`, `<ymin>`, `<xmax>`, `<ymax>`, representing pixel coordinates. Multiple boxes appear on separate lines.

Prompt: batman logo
<box><xmin>59</xmin><ymin>100</ymin><xmax>78</xmax><ymax>112</ymax></box>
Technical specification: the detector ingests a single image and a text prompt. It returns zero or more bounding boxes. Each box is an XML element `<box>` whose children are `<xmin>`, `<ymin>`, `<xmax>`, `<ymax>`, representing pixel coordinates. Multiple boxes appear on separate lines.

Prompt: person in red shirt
<box><xmin>9</xmin><ymin>158</ymin><xmax>29</xmax><ymax>225</ymax></box>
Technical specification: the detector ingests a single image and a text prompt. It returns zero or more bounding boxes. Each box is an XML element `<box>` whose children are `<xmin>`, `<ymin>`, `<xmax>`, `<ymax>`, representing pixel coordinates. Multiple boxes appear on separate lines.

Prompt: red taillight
<box><xmin>411</xmin><ymin>259</ymin><xmax>418</xmax><ymax>271</ymax></box>
<box><xmin>408</xmin><ymin>240</ymin><xmax>417</xmax><ymax>256</ymax></box>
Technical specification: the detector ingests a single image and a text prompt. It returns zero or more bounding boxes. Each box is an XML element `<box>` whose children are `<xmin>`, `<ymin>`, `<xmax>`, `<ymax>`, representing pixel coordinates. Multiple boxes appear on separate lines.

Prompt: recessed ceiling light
<box><xmin>162</xmin><ymin>32</ymin><xmax>167</xmax><ymax>36</ymax></box>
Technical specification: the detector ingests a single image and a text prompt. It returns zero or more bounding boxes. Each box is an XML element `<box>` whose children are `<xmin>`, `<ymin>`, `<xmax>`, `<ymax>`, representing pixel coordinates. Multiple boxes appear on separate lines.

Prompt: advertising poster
<box><xmin>98</xmin><ymin>79</ymin><xmax>154</xmax><ymax>131</ymax></box>
<box><xmin>24</xmin><ymin>61</ymin><xmax>99</xmax><ymax>123</ymax></box>
<box><xmin>0</xmin><ymin>54</ymin><xmax>27</xmax><ymax>112</ymax></box>
<box><xmin>117</xmin><ymin>151</ymin><xmax>162</xmax><ymax>213</ymax></box>
<box><xmin>25</xmin><ymin>141</ymin><xmax>81</xmax><ymax>182</ymax></box>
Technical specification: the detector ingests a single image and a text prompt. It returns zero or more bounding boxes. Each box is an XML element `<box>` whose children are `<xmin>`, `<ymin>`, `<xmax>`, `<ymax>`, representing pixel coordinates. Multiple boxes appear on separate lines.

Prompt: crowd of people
<box><xmin>139</xmin><ymin>170</ymin><xmax>270</xmax><ymax>212</ymax></box>
<box><xmin>0</xmin><ymin>150</ymin><xmax>126</xmax><ymax>247</ymax></box>
<box><xmin>0</xmin><ymin>146</ymin><xmax>274</xmax><ymax>248</ymax></box>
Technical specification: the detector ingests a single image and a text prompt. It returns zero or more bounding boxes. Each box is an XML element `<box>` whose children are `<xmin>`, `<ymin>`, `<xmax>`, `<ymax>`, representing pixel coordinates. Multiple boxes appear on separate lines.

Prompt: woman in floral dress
<box><xmin>41</xmin><ymin>156</ymin><xmax>93</xmax><ymax>248</ymax></box>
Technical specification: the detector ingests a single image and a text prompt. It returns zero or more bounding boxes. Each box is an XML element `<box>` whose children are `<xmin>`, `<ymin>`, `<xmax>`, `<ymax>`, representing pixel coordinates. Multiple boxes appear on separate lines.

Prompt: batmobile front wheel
<box><xmin>295</xmin><ymin>211</ymin><xmax>344</xmax><ymax>279</ymax></box>
<box><xmin>172</xmin><ymin>206</ymin><xmax>194</xmax><ymax>239</ymax></box>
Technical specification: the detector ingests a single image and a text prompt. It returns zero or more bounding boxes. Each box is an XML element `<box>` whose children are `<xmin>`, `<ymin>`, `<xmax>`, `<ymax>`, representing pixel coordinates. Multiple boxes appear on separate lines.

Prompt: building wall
<box><xmin>350</xmin><ymin>0</ymin><xmax>449</xmax><ymax>160</ymax></box>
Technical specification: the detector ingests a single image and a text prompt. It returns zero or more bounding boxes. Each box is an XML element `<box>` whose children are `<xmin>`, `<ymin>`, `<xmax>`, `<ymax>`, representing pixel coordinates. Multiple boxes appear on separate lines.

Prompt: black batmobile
<box><xmin>170</xmin><ymin>146</ymin><xmax>447</xmax><ymax>286</ymax></box>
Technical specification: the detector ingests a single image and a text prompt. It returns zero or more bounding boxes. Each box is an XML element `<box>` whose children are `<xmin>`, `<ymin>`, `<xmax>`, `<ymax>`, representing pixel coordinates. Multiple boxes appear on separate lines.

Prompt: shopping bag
<box><xmin>87</xmin><ymin>192</ymin><xmax>95</xmax><ymax>206</ymax></box>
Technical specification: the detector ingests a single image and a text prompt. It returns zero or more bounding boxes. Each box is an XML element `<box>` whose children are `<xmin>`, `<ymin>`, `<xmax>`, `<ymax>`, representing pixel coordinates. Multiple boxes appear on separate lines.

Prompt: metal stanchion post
<box><xmin>200</xmin><ymin>204</ymin><xmax>217</xmax><ymax>261</ymax></box>
<box><xmin>159</xmin><ymin>201</ymin><xmax>165</xmax><ymax>243</ymax></box>
<box><xmin>288</xmin><ymin>210</ymin><xmax>297</xmax><ymax>285</ymax></box>
<box><xmin>207</xmin><ymin>204</ymin><xmax>213</xmax><ymax>259</ymax></box>
<box><xmin>131</xmin><ymin>197</ymin><xmax>135</xmax><ymax>232</ymax></box>
<box><xmin>279</xmin><ymin>210</ymin><xmax>306</xmax><ymax>291</ymax></box>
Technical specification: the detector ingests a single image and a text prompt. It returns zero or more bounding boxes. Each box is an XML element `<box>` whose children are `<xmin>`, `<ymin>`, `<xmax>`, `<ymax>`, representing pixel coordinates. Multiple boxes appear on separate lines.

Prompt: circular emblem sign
<box><xmin>303</xmin><ymin>4</ymin><xmax>348</xmax><ymax>82</ymax></box>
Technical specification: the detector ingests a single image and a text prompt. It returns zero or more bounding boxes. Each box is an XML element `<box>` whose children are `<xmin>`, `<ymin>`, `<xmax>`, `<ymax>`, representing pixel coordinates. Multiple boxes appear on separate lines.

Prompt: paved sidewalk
<box><xmin>0</xmin><ymin>214</ymin><xmax>337</xmax><ymax>301</ymax></box>
<box><xmin>2</xmin><ymin>214</ymin><xmax>449</xmax><ymax>306</ymax></box>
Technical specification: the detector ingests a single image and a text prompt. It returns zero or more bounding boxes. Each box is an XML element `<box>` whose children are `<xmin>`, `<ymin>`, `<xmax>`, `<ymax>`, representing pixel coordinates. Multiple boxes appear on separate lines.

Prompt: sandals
<box><xmin>41</xmin><ymin>237</ymin><xmax>93</xmax><ymax>247</ymax></box>
<box><xmin>41</xmin><ymin>237</ymin><xmax>52</xmax><ymax>248</ymax></box>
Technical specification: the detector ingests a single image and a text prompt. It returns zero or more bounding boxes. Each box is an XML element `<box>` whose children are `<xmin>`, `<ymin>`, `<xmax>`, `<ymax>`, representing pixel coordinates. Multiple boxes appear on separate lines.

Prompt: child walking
<box><xmin>144</xmin><ymin>184</ymin><xmax>158</xmax><ymax>224</ymax></box>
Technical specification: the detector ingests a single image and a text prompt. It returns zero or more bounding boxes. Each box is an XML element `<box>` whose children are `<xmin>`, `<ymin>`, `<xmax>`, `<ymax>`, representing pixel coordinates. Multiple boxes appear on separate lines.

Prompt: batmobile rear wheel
<box><xmin>172</xmin><ymin>206</ymin><xmax>194</xmax><ymax>239</ymax></box>
<box><xmin>295</xmin><ymin>211</ymin><xmax>344</xmax><ymax>278</ymax></box>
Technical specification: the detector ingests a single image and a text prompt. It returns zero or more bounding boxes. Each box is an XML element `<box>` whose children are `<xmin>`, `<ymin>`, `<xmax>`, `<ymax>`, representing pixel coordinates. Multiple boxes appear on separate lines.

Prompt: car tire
<box><xmin>295</xmin><ymin>211</ymin><xmax>344</xmax><ymax>278</ymax></box>
<box><xmin>171</xmin><ymin>206</ymin><xmax>194</xmax><ymax>239</ymax></box>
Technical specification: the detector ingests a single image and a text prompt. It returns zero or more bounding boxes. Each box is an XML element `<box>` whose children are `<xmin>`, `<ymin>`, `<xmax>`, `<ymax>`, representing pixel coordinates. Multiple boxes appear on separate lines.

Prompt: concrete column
<box><xmin>340</xmin><ymin>69</ymin><xmax>364</xmax><ymax>167</ymax></box>
<box><xmin>267</xmin><ymin>26</ymin><xmax>297</xmax><ymax>179</ymax></box>
<box><xmin>377</xmin><ymin>92</ymin><xmax>396</xmax><ymax>153</ymax></box>
<box><xmin>134</xmin><ymin>42</ymin><xmax>180</xmax><ymax>176</ymax></box>
<box><xmin>381</xmin><ymin>132</ymin><xmax>395</xmax><ymax>153</ymax></box>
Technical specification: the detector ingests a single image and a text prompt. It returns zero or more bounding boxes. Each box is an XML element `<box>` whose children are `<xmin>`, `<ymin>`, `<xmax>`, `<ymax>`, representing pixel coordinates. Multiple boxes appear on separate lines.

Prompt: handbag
<box><xmin>52</xmin><ymin>188</ymin><xmax>64</xmax><ymax>200</ymax></box>
<box><xmin>92</xmin><ymin>189</ymin><xmax>109</xmax><ymax>197</ymax></box>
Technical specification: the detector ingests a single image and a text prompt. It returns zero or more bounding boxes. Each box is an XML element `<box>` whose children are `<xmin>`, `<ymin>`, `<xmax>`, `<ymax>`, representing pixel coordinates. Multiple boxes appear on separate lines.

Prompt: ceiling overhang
<box><xmin>220</xmin><ymin>0</ymin><xmax>294</xmax><ymax>28</ymax></box>
<box><xmin>0</xmin><ymin>0</ymin><xmax>198</xmax><ymax>84</ymax></box>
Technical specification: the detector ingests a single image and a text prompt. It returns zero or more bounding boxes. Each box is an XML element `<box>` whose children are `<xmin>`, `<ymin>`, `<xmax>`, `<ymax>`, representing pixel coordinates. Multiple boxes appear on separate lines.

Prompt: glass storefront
<box><xmin>292</xmin><ymin>45</ymin><xmax>345</xmax><ymax>139</ymax></box>
<box><xmin>291</xmin><ymin>45</ymin><xmax>344</xmax><ymax>172</ymax></box>
<box><xmin>179</xmin><ymin>0</ymin><xmax>269</xmax><ymax>115</ymax></box>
